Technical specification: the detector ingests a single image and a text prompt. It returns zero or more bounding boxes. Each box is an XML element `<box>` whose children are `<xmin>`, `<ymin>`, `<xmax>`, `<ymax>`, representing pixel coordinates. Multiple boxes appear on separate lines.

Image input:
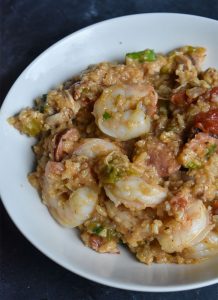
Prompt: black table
<box><xmin>1</xmin><ymin>1</ymin><xmax>218</xmax><ymax>299</ymax></box>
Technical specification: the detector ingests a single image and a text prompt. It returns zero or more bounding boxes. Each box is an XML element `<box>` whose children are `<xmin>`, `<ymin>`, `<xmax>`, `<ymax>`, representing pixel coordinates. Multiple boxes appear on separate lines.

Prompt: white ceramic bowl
<box><xmin>0</xmin><ymin>13</ymin><xmax>218</xmax><ymax>292</ymax></box>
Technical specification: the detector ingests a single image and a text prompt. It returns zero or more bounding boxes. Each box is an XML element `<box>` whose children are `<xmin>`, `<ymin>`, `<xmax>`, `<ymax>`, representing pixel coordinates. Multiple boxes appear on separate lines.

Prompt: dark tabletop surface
<box><xmin>1</xmin><ymin>0</ymin><xmax>218</xmax><ymax>299</ymax></box>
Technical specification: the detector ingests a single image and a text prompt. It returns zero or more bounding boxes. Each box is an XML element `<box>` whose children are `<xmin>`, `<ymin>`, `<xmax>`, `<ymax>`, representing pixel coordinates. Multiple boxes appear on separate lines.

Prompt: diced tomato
<box><xmin>200</xmin><ymin>86</ymin><xmax>218</xmax><ymax>104</ymax></box>
<box><xmin>208</xmin><ymin>87</ymin><xmax>218</xmax><ymax>103</ymax></box>
<box><xmin>194</xmin><ymin>109</ymin><xmax>218</xmax><ymax>135</ymax></box>
<box><xmin>212</xmin><ymin>200</ymin><xmax>218</xmax><ymax>215</ymax></box>
<box><xmin>213</xmin><ymin>200</ymin><xmax>218</xmax><ymax>209</ymax></box>
<box><xmin>171</xmin><ymin>86</ymin><xmax>218</xmax><ymax>107</ymax></box>
<box><xmin>171</xmin><ymin>90</ymin><xmax>189</xmax><ymax>106</ymax></box>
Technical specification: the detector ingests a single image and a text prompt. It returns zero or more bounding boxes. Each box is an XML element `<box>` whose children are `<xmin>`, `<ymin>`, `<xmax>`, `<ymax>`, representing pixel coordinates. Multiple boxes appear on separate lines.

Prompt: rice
<box><xmin>9</xmin><ymin>46</ymin><xmax>218</xmax><ymax>264</ymax></box>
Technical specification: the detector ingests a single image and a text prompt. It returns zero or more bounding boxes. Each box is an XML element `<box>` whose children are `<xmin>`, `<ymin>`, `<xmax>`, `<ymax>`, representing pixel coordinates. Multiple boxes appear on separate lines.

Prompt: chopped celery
<box><xmin>205</xmin><ymin>144</ymin><xmax>217</xmax><ymax>159</ymax></box>
<box><xmin>101</xmin><ymin>164</ymin><xmax>122</xmax><ymax>184</ymax></box>
<box><xmin>100</xmin><ymin>153</ymin><xmax>129</xmax><ymax>184</ymax></box>
<box><xmin>92</xmin><ymin>226</ymin><xmax>104</xmax><ymax>235</ymax></box>
<box><xmin>126</xmin><ymin>49</ymin><xmax>156</xmax><ymax>62</ymax></box>
<box><xmin>89</xmin><ymin>222</ymin><xmax>104</xmax><ymax>235</ymax></box>
<box><xmin>185</xmin><ymin>161</ymin><xmax>202</xmax><ymax>169</ymax></box>
<box><xmin>98</xmin><ymin>228</ymin><xmax>107</xmax><ymax>237</ymax></box>
<box><xmin>103</xmin><ymin>112</ymin><xmax>112</xmax><ymax>120</ymax></box>
<box><xmin>89</xmin><ymin>222</ymin><xmax>120</xmax><ymax>240</ymax></box>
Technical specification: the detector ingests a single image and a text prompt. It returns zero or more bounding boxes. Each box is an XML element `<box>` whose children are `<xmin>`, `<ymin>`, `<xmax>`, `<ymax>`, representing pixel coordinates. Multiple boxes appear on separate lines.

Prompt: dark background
<box><xmin>1</xmin><ymin>0</ymin><xmax>218</xmax><ymax>299</ymax></box>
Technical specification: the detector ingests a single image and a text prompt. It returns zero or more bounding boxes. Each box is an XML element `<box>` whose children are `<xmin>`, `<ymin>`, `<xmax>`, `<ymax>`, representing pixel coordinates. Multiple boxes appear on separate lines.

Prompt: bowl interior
<box><xmin>0</xmin><ymin>13</ymin><xmax>218</xmax><ymax>291</ymax></box>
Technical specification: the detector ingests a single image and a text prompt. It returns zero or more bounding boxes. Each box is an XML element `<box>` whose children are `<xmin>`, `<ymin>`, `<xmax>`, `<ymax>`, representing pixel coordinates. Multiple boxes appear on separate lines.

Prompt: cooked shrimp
<box><xmin>182</xmin><ymin>215</ymin><xmax>218</xmax><ymax>260</ymax></box>
<box><xmin>48</xmin><ymin>186</ymin><xmax>98</xmax><ymax>228</ymax></box>
<box><xmin>104</xmin><ymin>176</ymin><xmax>167</xmax><ymax>210</ymax></box>
<box><xmin>157</xmin><ymin>200</ymin><xmax>212</xmax><ymax>253</ymax></box>
<box><xmin>42</xmin><ymin>161</ymin><xmax>98</xmax><ymax>227</ymax></box>
<box><xmin>182</xmin><ymin>230</ymin><xmax>218</xmax><ymax>260</ymax></box>
<box><xmin>93</xmin><ymin>84</ymin><xmax>157</xmax><ymax>141</ymax></box>
<box><xmin>73</xmin><ymin>138</ymin><xmax>119</xmax><ymax>159</ymax></box>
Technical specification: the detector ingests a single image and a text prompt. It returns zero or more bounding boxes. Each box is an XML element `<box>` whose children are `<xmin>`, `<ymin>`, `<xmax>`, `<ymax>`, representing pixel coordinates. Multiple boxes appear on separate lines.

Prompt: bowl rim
<box><xmin>1</xmin><ymin>12</ymin><xmax>218</xmax><ymax>292</ymax></box>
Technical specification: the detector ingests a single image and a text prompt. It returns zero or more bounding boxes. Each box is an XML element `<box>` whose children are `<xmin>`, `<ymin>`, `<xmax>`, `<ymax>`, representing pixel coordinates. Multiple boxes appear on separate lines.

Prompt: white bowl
<box><xmin>0</xmin><ymin>13</ymin><xmax>218</xmax><ymax>292</ymax></box>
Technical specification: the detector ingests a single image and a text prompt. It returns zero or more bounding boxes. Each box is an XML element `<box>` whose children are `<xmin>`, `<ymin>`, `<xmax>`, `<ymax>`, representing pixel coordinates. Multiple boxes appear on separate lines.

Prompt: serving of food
<box><xmin>8</xmin><ymin>45</ymin><xmax>218</xmax><ymax>265</ymax></box>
